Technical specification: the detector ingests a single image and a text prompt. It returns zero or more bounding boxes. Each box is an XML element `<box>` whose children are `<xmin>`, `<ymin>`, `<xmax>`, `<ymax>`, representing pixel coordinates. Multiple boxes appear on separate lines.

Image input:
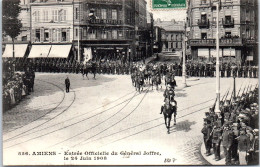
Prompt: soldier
<box><xmin>201</xmin><ymin>119</ymin><xmax>212</xmax><ymax>156</ymax></box>
<box><xmin>248</xmin><ymin>65</ymin><xmax>252</xmax><ymax>78</ymax></box>
<box><xmin>227</xmin><ymin>63</ymin><xmax>231</xmax><ymax>77</ymax></box>
<box><xmin>212</xmin><ymin>121</ymin><xmax>222</xmax><ymax>161</ymax></box>
<box><xmin>243</xmin><ymin>65</ymin><xmax>248</xmax><ymax>78</ymax></box>
<box><xmin>231</xmin><ymin>123</ymin><xmax>240</xmax><ymax>163</ymax></box>
<box><xmin>222</xmin><ymin>122</ymin><xmax>234</xmax><ymax>165</ymax></box>
<box><xmin>65</xmin><ymin>76</ymin><xmax>70</xmax><ymax>93</ymax></box>
<box><xmin>252</xmin><ymin>66</ymin><xmax>257</xmax><ymax>78</ymax></box>
<box><xmin>238</xmin><ymin>64</ymin><xmax>242</xmax><ymax>78</ymax></box>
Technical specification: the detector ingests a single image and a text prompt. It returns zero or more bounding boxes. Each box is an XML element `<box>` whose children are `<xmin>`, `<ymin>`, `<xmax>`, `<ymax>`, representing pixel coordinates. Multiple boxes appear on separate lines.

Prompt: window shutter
<box><xmin>31</xmin><ymin>29</ymin><xmax>36</xmax><ymax>42</ymax></box>
<box><xmin>57</xmin><ymin>28</ymin><xmax>61</xmax><ymax>42</ymax></box>
<box><xmin>40</xmin><ymin>28</ymin><xmax>44</xmax><ymax>42</ymax></box>
<box><xmin>49</xmin><ymin>29</ymin><xmax>52</xmax><ymax>42</ymax></box>
<box><xmin>66</xmin><ymin>28</ymin><xmax>70</xmax><ymax>42</ymax></box>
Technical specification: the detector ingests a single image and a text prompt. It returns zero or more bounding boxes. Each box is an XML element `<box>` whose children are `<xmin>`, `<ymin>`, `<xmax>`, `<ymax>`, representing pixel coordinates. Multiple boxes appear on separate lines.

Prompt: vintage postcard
<box><xmin>2</xmin><ymin>0</ymin><xmax>259</xmax><ymax>166</ymax></box>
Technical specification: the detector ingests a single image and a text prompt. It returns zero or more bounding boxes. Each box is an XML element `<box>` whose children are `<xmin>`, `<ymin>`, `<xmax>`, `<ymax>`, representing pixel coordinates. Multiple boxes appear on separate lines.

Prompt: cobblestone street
<box><xmin>3</xmin><ymin>72</ymin><xmax>258</xmax><ymax>165</ymax></box>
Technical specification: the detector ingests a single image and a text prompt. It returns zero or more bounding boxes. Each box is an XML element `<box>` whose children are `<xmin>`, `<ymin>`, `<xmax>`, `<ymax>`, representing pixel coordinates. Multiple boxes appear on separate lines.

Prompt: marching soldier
<box><xmin>212</xmin><ymin>121</ymin><xmax>222</xmax><ymax>161</ymax></box>
<box><xmin>201</xmin><ymin>119</ymin><xmax>213</xmax><ymax>156</ymax></box>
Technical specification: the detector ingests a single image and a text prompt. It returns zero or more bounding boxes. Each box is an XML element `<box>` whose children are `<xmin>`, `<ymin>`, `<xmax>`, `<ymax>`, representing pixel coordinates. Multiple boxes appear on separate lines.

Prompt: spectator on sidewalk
<box><xmin>222</xmin><ymin>122</ymin><xmax>234</xmax><ymax>165</ymax></box>
<box><xmin>237</xmin><ymin>128</ymin><xmax>250</xmax><ymax>165</ymax></box>
<box><xmin>65</xmin><ymin>76</ymin><xmax>70</xmax><ymax>93</ymax></box>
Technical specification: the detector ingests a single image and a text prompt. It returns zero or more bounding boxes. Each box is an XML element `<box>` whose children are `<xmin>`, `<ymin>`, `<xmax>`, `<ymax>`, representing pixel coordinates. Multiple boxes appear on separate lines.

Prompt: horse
<box><xmin>151</xmin><ymin>73</ymin><xmax>162</xmax><ymax>90</ymax></box>
<box><xmin>131</xmin><ymin>72</ymin><xmax>136</xmax><ymax>87</ymax></box>
<box><xmin>165</xmin><ymin>74</ymin><xmax>177</xmax><ymax>89</ymax></box>
<box><xmin>135</xmin><ymin>74</ymin><xmax>144</xmax><ymax>93</ymax></box>
<box><xmin>82</xmin><ymin>62</ymin><xmax>96</xmax><ymax>80</ymax></box>
<box><xmin>161</xmin><ymin>100</ymin><xmax>177</xmax><ymax>134</ymax></box>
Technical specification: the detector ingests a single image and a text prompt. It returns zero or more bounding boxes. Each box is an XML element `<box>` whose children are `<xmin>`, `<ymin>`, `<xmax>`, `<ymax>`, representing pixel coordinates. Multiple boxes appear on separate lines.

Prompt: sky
<box><xmin>146</xmin><ymin>0</ymin><xmax>187</xmax><ymax>21</ymax></box>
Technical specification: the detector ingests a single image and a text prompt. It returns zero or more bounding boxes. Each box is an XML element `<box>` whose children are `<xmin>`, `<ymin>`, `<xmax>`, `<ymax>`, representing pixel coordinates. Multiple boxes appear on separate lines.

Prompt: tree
<box><xmin>2</xmin><ymin>0</ymin><xmax>22</xmax><ymax>58</ymax></box>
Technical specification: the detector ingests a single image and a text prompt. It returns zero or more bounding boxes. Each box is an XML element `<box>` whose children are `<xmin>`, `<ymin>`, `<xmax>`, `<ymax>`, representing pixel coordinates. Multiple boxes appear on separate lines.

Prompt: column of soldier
<box><xmin>202</xmin><ymin>84</ymin><xmax>259</xmax><ymax>165</ymax></box>
<box><xmin>9</xmin><ymin>57</ymin><xmax>258</xmax><ymax>78</ymax></box>
<box><xmin>2</xmin><ymin>58</ymin><xmax>35</xmax><ymax>112</ymax></box>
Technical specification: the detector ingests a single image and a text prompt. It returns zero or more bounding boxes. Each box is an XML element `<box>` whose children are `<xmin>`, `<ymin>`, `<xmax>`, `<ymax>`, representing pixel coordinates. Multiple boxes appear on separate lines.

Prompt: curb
<box><xmin>200</xmin><ymin>141</ymin><xmax>226</xmax><ymax>165</ymax></box>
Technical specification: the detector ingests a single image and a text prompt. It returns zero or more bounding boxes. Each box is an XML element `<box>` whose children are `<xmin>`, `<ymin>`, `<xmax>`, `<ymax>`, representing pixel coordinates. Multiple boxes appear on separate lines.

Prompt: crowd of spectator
<box><xmin>202</xmin><ymin>86</ymin><xmax>259</xmax><ymax>165</ymax></box>
<box><xmin>2</xmin><ymin>59</ymin><xmax>35</xmax><ymax>112</ymax></box>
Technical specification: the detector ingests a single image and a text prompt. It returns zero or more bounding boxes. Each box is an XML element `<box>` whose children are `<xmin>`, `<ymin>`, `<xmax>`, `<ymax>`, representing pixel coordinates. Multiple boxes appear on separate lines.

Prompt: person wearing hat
<box><xmin>222</xmin><ymin>122</ymin><xmax>234</xmax><ymax>165</ymax></box>
<box><xmin>250</xmin><ymin>129</ymin><xmax>259</xmax><ymax>165</ymax></box>
<box><xmin>201</xmin><ymin>119</ymin><xmax>212</xmax><ymax>156</ymax></box>
<box><xmin>236</xmin><ymin>128</ymin><xmax>250</xmax><ymax>165</ymax></box>
<box><xmin>65</xmin><ymin>76</ymin><xmax>70</xmax><ymax>93</ymax></box>
<box><xmin>231</xmin><ymin>123</ymin><xmax>240</xmax><ymax>163</ymax></box>
<box><xmin>212</xmin><ymin>121</ymin><xmax>222</xmax><ymax>160</ymax></box>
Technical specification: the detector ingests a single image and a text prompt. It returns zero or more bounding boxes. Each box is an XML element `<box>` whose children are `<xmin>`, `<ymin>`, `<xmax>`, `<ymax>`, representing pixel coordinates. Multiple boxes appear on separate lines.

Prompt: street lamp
<box><xmin>181</xmin><ymin>18</ymin><xmax>187</xmax><ymax>87</ymax></box>
<box><xmin>214</xmin><ymin>0</ymin><xmax>221</xmax><ymax>114</ymax></box>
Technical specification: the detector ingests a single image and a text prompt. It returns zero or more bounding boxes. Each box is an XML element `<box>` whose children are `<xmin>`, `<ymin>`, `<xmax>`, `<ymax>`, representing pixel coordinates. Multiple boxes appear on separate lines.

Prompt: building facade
<box><xmin>186</xmin><ymin>0</ymin><xmax>258</xmax><ymax>65</ymax></box>
<box><xmin>3</xmin><ymin>0</ymin><xmax>151</xmax><ymax>62</ymax></box>
<box><xmin>154</xmin><ymin>19</ymin><xmax>185</xmax><ymax>53</ymax></box>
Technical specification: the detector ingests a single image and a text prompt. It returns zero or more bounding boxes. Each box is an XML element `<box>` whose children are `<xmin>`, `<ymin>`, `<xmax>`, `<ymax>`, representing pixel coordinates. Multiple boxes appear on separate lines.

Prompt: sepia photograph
<box><xmin>2</xmin><ymin>0</ymin><xmax>259</xmax><ymax>165</ymax></box>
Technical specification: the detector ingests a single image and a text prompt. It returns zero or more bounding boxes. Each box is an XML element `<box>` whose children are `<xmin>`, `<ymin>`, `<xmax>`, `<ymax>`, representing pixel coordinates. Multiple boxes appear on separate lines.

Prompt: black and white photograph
<box><xmin>2</xmin><ymin>0</ymin><xmax>259</xmax><ymax>165</ymax></box>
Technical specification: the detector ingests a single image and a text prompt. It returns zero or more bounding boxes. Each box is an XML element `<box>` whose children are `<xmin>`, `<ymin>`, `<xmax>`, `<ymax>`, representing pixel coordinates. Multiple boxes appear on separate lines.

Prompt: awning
<box><xmin>210</xmin><ymin>48</ymin><xmax>223</xmax><ymax>57</ymax></box>
<box><xmin>28</xmin><ymin>45</ymin><xmax>51</xmax><ymax>58</ymax></box>
<box><xmin>246</xmin><ymin>56</ymin><xmax>253</xmax><ymax>61</ymax></box>
<box><xmin>2</xmin><ymin>44</ymin><xmax>28</xmax><ymax>58</ymax></box>
<box><xmin>223</xmin><ymin>48</ymin><xmax>235</xmax><ymax>57</ymax></box>
<box><xmin>198</xmin><ymin>48</ymin><xmax>209</xmax><ymax>57</ymax></box>
<box><xmin>48</xmin><ymin>45</ymin><xmax>72</xmax><ymax>58</ymax></box>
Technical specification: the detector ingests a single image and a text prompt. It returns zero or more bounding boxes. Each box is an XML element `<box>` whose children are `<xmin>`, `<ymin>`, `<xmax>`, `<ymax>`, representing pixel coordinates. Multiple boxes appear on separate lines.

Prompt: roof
<box><xmin>154</xmin><ymin>20</ymin><xmax>184</xmax><ymax>32</ymax></box>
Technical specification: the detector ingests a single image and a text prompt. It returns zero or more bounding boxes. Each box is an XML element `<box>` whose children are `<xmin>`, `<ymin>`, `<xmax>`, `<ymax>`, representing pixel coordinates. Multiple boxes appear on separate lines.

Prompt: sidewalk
<box><xmin>201</xmin><ymin>142</ymin><xmax>226</xmax><ymax>165</ymax></box>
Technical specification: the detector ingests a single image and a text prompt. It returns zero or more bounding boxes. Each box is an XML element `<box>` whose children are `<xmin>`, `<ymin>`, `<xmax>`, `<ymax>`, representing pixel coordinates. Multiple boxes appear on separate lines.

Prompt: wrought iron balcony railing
<box><xmin>189</xmin><ymin>38</ymin><xmax>243</xmax><ymax>46</ymax></box>
<box><xmin>197</xmin><ymin>19</ymin><xmax>209</xmax><ymax>28</ymax></box>
<box><xmin>222</xmin><ymin>18</ymin><xmax>234</xmax><ymax>27</ymax></box>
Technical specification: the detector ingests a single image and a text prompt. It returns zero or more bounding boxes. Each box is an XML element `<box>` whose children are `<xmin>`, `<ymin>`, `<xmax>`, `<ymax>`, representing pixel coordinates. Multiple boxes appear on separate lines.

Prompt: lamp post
<box><xmin>215</xmin><ymin>0</ymin><xmax>221</xmax><ymax>114</ymax></box>
<box><xmin>181</xmin><ymin>18</ymin><xmax>187</xmax><ymax>87</ymax></box>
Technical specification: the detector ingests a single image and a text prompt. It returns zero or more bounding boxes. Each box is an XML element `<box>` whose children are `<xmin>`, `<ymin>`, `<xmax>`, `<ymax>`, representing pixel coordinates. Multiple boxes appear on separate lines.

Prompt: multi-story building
<box><xmin>3</xmin><ymin>0</ymin><xmax>150</xmax><ymax>61</ymax></box>
<box><xmin>153</xmin><ymin>26</ymin><xmax>164</xmax><ymax>53</ymax></box>
<box><xmin>186</xmin><ymin>0</ymin><xmax>258</xmax><ymax>65</ymax></box>
<box><xmin>73</xmin><ymin>0</ymin><xmax>137</xmax><ymax>62</ymax></box>
<box><xmin>2</xmin><ymin>0</ymin><xmax>31</xmax><ymax>58</ymax></box>
<box><xmin>29</xmin><ymin>0</ymin><xmax>73</xmax><ymax>59</ymax></box>
<box><xmin>154</xmin><ymin>19</ymin><xmax>185</xmax><ymax>53</ymax></box>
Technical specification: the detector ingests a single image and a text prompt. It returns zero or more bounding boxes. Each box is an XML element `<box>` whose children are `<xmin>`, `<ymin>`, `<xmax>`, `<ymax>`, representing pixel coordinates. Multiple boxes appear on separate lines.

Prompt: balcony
<box><xmin>222</xmin><ymin>18</ymin><xmax>234</xmax><ymax>28</ymax></box>
<box><xmin>197</xmin><ymin>19</ymin><xmax>209</xmax><ymax>28</ymax></box>
<box><xmin>189</xmin><ymin>38</ymin><xmax>243</xmax><ymax>47</ymax></box>
<box><xmin>243</xmin><ymin>38</ymin><xmax>256</xmax><ymax>45</ymax></box>
<box><xmin>88</xmin><ymin>19</ymin><xmax>123</xmax><ymax>25</ymax></box>
<box><xmin>87</xmin><ymin>0</ymin><xmax>122</xmax><ymax>6</ymax></box>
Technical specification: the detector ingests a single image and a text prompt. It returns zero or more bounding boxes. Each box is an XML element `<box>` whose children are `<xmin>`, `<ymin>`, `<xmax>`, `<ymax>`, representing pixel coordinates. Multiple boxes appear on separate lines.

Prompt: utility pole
<box><xmin>182</xmin><ymin>18</ymin><xmax>187</xmax><ymax>87</ymax></box>
<box><xmin>215</xmin><ymin>1</ymin><xmax>221</xmax><ymax>114</ymax></box>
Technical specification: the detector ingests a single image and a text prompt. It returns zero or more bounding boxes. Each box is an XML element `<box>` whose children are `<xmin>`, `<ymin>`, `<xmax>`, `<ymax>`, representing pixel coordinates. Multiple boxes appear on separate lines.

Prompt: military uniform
<box><xmin>212</xmin><ymin>123</ymin><xmax>222</xmax><ymax>160</ymax></box>
<box><xmin>201</xmin><ymin>120</ymin><xmax>213</xmax><ymax>155</ymax></box>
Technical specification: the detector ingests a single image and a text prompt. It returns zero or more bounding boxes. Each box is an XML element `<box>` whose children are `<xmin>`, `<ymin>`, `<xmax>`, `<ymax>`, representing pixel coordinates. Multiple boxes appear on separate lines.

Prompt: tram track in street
<box><xmin>4</xmin><ymin>79</ymin><xmax>66</xmax><ymax>134</ymax></box>
<box><xmin>3</xmin><ymin>79</ymin><xmax>76</xmax><ymax>143</ymax></box>
<box><xmin>3</xmin><ymin>87</ymin><xmax>147</xmax><ymax>149</ymax></box>
<box><xmin>3</xmin><ymin>89</ymin><xmax>136</xmax><ymax>142</ymax></box>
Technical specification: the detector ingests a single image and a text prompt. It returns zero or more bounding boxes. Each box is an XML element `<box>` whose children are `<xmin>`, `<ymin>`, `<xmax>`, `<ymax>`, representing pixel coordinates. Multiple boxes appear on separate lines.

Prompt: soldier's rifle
<box><xmin>222</xmin><ymin>88</ymin><xmax>230</xmax><ymax>102</ymax></box>
<box><xmin>236</xmin><ymin>83</ymin><xmax>243</xmax><ymax>97</ymax></box>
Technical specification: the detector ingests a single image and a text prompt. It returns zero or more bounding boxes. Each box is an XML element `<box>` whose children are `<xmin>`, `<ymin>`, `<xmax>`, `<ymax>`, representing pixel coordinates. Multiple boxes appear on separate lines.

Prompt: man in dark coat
<box><xmin>222</xmin><ymin>122</ymin><xmax>234</xmax><ymax>165</ymax></box>
<box><xmin>65</xmin><ymin>76</ymin><xmax>70</xmax><ymax>93</ymax></box>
